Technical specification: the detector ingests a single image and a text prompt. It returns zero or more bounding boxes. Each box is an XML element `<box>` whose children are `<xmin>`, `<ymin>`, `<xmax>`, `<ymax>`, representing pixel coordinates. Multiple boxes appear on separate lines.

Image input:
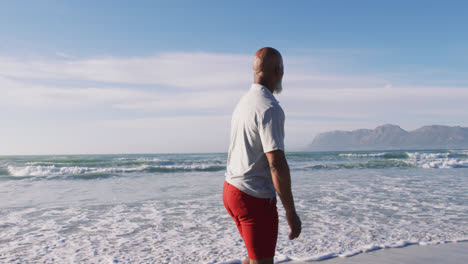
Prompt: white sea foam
<box><xmin>135</xmin><ymin>157</ymin><xmax>163</xmax><ymax>162</ymax></box>
<box><xmin>419</xmin><ymin>158</ymin><xmax>468</xmax><ymax>168</ymax></box>
<box><xmin>406</xmin><ymin>152</ymin><xmax>450</xmax><ymax>159</ymax></box>
<box><xmin>0</xmin><ymin>153</ymin><xmax>467</xmax><ymax>263</ymax></box>
<box><xmin>338</xmin><ymin>153</ymin><xmax>388</xmax><ymax>157</ymax></box>
<box><xmin>6</xmin><ymin>163</ymin><xmax>225</xmax><ymax>177</ymax></box>
<box><xmin>7</xmin><ymin>165</ymin><xmax>147</xmax><ymax>177</ymax></box>
<box><xmin>336</xmin><ymin>151</ymin><xmax>468</xmax><ymax>169</ymax></box>
<box><xmin>405</xmin><ymin>151</ymin><xmax>468</xmax><ymax>168</ymax></box>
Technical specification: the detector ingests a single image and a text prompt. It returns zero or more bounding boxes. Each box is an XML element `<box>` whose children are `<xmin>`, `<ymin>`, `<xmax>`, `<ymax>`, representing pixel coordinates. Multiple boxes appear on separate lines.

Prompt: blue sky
<box><xmin>1</xmin><ymin>0</ymin><xmax>467</xmax><ymax>154</ymax></box>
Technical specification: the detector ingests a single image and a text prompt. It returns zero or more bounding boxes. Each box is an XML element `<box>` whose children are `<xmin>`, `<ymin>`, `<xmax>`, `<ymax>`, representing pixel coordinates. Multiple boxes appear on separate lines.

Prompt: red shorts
<box><xmin>223</xmin><ymin>181</ymin><xmax>278</xmax><ymax>260</ymax></box>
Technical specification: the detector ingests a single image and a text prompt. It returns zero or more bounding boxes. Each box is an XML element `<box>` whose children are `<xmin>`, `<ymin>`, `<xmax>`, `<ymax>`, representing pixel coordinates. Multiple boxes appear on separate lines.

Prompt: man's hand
<box><xmin>286</xmin><ymin>211</ymin><xmax>301</xmax><ymax>240</ymax></box>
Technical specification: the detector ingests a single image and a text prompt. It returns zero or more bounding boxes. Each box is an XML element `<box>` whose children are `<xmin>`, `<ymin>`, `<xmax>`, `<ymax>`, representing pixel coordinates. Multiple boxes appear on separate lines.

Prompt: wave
<box><xmin>22</xmin><ymin>156</ymin><xmax>224</xmax><ymax>168</ymax></box>
<box><xmin>339</xmin><ymin>152</ymin><xmax>410</xmax><ymax>159</ymax></box>
<box><xmin>304</xmin><ymin>160</ymin><xmax>415</xmax><ymax>170</ymax></box>
<box><xmin>5</xmin><ymin>164</ymin><xmax>226</xmax><ymax>177</ymax></box>
<box><xmin>338</xmin><ymin>150</ymin><xmax>468</xmax><ymax>160</ymax></box>
<box><xmin>405</xmin><ymin>152</ymin><xmax>468</xmax><ymax>168</ymax></box>
<box><xmin>2</xmin><ymin>151</ymin><xmax>467</xmax><ymax>179</ymax></box>
<box><xmin>143</xmin><ymin>165</ymin><xmax>225</xmax><ymax>173</ymax></box>
<box><xmin>332</xmin><ymin>150</ymin><xmax>468</xmax><ymax>169</ymax></box>
<box><xmin>6</xmin><ymin>165</ymin><xmax>142</xmax><ymax>177</ymax></box>
<box><xmin>24</xmin><ymin>160</ymin><xmax>151</xmax><ymax>167</ymax></box>
<box><xmin>304</xmin><ymin>158</ymin><xmax>468</xmax><ymax>170</ymax></box>
<box><xmin>414</xmin><ymin>158</ymin><xmax>468</xmax><ymax>168</ymax></box>
<box><xmin>406</xmin><ymin>152</ymin><xmax>450</xmax><ymax>159</ymax></box>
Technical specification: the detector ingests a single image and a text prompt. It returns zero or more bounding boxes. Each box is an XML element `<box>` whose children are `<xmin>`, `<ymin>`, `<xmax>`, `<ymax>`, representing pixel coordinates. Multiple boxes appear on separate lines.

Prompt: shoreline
<box><xmin>284</xmin><ymin>241</ymin><xmax>468</xmax><ymax>264</ymax></box>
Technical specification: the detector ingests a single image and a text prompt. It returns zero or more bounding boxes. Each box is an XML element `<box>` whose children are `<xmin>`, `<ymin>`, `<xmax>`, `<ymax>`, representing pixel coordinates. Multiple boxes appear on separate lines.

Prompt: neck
<box><xmin>254</xmin><ymin>76</ymin><xmax>275</xmax><ymax>93</ymax></box>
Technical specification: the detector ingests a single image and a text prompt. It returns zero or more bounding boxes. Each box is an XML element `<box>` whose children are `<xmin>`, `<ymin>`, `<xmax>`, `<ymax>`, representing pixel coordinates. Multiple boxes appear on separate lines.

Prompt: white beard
<box><xmin>272</xmin><ymin>80</ymin><xmax>283</xmax><ymax>94</ymax></box>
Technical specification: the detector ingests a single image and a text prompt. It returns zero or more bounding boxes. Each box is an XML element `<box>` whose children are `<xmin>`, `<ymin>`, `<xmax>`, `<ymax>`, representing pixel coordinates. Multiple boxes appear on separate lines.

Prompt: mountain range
<box><xmin>308</xmin><ymin>124</ymin><xmax>468</xmax><ymax>151</ymax></box>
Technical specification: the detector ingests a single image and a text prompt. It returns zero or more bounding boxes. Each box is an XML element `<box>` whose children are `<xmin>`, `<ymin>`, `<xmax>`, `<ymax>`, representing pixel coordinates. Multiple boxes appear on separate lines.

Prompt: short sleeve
<box><xmin>259</xmin><ymin>106</ymin><xmax>285</xmax><ymax>153</ymax></box>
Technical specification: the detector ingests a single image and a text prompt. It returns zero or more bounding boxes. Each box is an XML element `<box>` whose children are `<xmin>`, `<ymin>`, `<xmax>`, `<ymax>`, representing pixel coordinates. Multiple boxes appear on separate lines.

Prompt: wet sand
<box><xmin>287</xmin><ymin>242</ymin><xmax>468</xmax><ymax>264</ymax></box>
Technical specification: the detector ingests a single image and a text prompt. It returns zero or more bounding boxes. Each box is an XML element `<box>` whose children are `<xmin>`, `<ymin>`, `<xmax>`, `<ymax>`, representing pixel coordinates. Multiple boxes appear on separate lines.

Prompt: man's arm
<box><xmin>265</xmin><ymin>149</ymin><xmax>301</xmax><ymax>240</ymax></box>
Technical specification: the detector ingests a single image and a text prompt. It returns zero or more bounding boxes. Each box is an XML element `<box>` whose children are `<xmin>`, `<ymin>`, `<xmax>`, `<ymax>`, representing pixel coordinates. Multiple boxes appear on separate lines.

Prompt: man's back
<box><xmin>225</xmin><ymin>83</ymin><xmax>285</xmax><ymax>199</ymax></box>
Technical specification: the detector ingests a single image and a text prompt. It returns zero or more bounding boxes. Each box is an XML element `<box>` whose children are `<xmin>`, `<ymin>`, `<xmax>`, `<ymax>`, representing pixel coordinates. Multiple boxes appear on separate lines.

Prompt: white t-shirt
<box><xmin>225</xmin><ymin>83</ymin><xmax>285</xmax><ymax>198</ymax></box>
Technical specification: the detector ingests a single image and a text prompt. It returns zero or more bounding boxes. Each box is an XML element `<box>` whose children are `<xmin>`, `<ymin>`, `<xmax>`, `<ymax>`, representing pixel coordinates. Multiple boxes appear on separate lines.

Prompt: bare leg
<box><xmin>249</xmin><ymin>258</ymin><xmax>274</xmax><ymax>264</ymax></box>
<box><xmin>242</xmin><ymin>257</ymin><xmax>250</xmax><ymax>264</ymax></box>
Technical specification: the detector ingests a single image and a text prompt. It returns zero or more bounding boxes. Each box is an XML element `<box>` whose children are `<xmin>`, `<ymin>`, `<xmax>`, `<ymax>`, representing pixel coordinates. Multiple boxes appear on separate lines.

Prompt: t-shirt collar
<box><xmin>251</xmin><ymin>83</ymin><xmax>279</xmax><ymax>103</ymax></box>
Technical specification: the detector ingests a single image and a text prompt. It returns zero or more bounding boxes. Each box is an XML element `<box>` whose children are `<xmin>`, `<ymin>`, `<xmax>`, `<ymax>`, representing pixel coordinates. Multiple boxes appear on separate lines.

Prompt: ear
<box><xmin>276</xmin><ymin>64</ymin><xmax>284</xmax><ymax>76</ymax></box>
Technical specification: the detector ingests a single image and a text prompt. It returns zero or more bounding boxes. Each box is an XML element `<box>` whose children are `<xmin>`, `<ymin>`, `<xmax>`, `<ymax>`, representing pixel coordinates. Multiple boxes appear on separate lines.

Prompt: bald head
<box><xmin>253</xmin><ymin>47</ymin><xmax>284</xmax><ymax>94</ymax></box>
<box><xmin>253</xmin><ymin>47</ymin><xmax>283</xmax><ymax>74</ymax></box>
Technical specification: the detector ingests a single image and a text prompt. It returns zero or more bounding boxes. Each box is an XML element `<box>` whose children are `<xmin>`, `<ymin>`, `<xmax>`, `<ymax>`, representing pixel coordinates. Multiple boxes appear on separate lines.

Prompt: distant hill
<box><xmin>308</xmin><ymin>124</ymin><xmax>468</xmax><ymax>151</ymax></box>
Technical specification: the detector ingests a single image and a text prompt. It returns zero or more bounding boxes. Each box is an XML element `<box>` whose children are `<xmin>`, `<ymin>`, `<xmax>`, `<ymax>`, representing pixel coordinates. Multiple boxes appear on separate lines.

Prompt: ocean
<box><xmin>1</xmin><ymin>150</ymin><xmax>467</xmax><ymax>263</ymax></box>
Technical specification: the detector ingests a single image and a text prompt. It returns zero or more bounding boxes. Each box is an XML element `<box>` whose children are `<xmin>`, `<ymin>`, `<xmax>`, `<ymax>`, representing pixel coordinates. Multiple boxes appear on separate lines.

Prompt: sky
<box><xmin>1</xmin><ymin>0</ymin><xmax>467</xmax><ymax>155</ymax></box>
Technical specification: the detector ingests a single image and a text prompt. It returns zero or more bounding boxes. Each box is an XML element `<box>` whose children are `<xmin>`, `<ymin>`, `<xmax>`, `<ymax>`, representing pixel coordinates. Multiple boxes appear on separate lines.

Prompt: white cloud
<box><xmin>0</xmin><ymin>51</ymin><xmax>467</xmax><ymax>154</ymax></box>
<box><xmin>0</xmin><ymin>52</ymin><xmax>252</xmax><ymax>89</ymax></box>
<box><xmin>0</xmin><ymin>76</ymin><xmax>243</xmax><ymax>111</ymax></box>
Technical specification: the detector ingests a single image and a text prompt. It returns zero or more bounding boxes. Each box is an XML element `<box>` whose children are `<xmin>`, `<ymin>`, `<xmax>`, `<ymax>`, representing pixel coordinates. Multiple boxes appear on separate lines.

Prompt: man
<box><xmin>223</xmin><ymin>47</ymin><xmax>301</xmax><ymax>264</ymax></box>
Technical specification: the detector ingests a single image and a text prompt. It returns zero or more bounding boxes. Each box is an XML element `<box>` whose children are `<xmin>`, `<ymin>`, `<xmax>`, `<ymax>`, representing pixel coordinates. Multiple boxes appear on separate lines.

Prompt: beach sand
<box><xmin>287</xmin><ymin>242</ymin><xmax>468</xmax><ymax>264</ymax></box>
